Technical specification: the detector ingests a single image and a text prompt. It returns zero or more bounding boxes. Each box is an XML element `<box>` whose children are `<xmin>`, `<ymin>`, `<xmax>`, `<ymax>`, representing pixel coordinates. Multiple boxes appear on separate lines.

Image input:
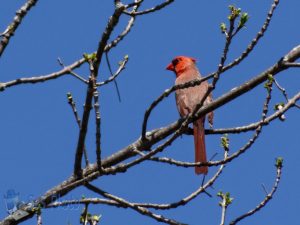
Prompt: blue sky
<box><xmin>0</xmin><ymin>0</ymin><xmax>299</xmax><ymax>224</ymax></box>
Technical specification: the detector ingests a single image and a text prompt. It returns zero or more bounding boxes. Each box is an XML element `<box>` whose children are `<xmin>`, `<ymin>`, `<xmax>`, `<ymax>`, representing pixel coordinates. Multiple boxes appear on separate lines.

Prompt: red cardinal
<box><xmin>166</xmin><ymin>56</ymin><xmax>213</xmax><ymax>175</ymax></box>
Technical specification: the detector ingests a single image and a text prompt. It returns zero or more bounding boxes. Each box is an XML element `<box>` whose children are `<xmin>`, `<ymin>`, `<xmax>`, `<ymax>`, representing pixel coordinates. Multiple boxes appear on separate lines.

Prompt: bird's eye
<box><xmin>172</xmin><ymin>58</ymin><xmax>179</xmax><ymax>66</ymax></box>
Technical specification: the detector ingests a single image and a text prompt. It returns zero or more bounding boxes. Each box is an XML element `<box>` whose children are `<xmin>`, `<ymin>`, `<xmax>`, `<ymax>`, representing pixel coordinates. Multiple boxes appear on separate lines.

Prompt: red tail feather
<box><xmin>193</xmin><ymin>120</ymin><xmax>208</xmax><ymax>175</ymax></box>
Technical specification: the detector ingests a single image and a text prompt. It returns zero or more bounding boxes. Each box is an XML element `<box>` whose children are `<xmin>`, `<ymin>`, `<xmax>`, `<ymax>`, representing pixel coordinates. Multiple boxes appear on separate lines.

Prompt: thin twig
<box><xmin>146</xmin><ymin>91</ymin><xmax>299</xmax><ymax>169</ymax></box>
<box><xmin>97</xmin><ymin>56</ymin><xmax>129</xmax><ymax>87</ymax></box>
<box><xmin>205</xmin><ymin>94</ymin><xmax>296</xmax><ymax>135</ymax></box>
<box><xmin>47</xmin><ymin>198</ymin><xmax>119</xmax><ymax>208</ymax></box>
<box><xmin>229</xmin><ymin>165</ymin><xmax>282</xmax><ymax>225</ymax></box>
<box><xmin>85</xmin><ymin>183</ymin><xmax>186</xmax><ymax>225</ymax></box>
<box><xmin>220</xmin><ymin>196</ymin><xmax>227</xmax><ymax>225</ymax></box>
<box><xmin>57</xmin><ymin>58</ymin><xmax>88</xmax><ymax>84</ymax></box>
<box><xmin>0</xmin><ymin>58</ymin><xmax>86</xmax><ymax>91</ymax></box>
<box><xmin>124</xmin><ymin>0</ymin><xmax>174</xmax><ymax>16</ymax></box>
<box><xmin>282</xmin><ymin>62</ymin><xmax>300</xmax><ymax>67</ymax></box>
<box><xmin>73</xmin><ymin>75</ymin><xmax>95</xmax><ymax>177</ymax></box>
<box><xmin>105</xmin><ymin>52</ymin><xmax>121</xmax><ymax>102</ymax></box>
<box><xmin>221</xmin><ymin>0</ymin><xmax>280</xmax><ymax>72</ymax></box>
<box><xmin>105</xmin><ymin>0</ymin><xmax>141</xmax><ymax>51</ymax></box>
<box><xmin>0</xmin><ymin>0</ymin><xmax>39</xmax><ymax>57</ymax></box>
<box><xmin>49</xmin><ymin>153</ymin><xmax>226</xmax><ymax>211</ymax></box>
<box><xmin>93</xmin><ymin>80</ymin><xmax>102</xmax><ymax>169</ymax></box>
<box><xmin>261</xmin><ymin>184</ymin><xmax>268</xmax><ymax>195</ymax></box>
<box><xmin>0</xmin><ymin>1</ymin><xmax>136</xmax><ymax>92</ymax></box>
<box><xmin>274</xmin><ymin>77</ymin><xmax>300</xmax><ymax>109</ymax></box>
<box><xmin>73</xmin><ymin>4</ymin><xmax>125</xmax><ymax>177</ymax></box>
<box><xmin>82</xmin><ymin>203</ymin><xmax>89</xmax><ymax>225</ymax></box>
<box><xmin>133</xmin><ymin>150</ymin><xmax>227</xmax><ymax>210</ymax></box>
<box><xmin>37</xmin><ymin>214</ymin><xmax>42</xmax><ymax>225</ymax></box>
<box><xmin>67</xmin><ymin>93</ymin><xmax>90</xmax><ymax>167</ymax></box>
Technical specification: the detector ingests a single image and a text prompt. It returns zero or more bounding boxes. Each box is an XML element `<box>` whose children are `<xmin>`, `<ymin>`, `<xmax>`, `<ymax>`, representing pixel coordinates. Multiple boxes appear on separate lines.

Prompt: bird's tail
<box><xmin>193</xmin><ymin>120</ymin><xmax>208</xmax><ymax>175</ymax></box>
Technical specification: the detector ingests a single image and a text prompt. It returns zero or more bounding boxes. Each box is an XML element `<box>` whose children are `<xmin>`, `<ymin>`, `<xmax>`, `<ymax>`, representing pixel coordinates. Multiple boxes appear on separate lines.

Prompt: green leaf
<box><xmin>83</xmin><ymin>53</ymin><xmax>97</xmax><ymax>61</ymax></box>
<box><xmin>275</xmin><ymin>157</ymin><xmax>283</xmax><ymax>168</ymax></box>
<box><xmin>267</xmin><ymin>74</ymin><xmax>274</xmax><ymax>82</ymax></box>
<box><xmin>67</xmin><ymin>92</ymin><xmax>73</xmax><ymax>103</ymax></box>
<box><xmin>274</xmin><ymin>102</ymin><xmax>285</xmax><ymax>111</ymax></box>
<box><xmin>221</xmin><ymin>134</ymin><xmax>229</xmax><ymax>149</ymax></box>
<box><xmin>238</xmin><ymin>12</ymin><xmax>249</xmax><ymax>28</ymax></box>
<box><xmin>217</xmin><ymin>191</ymin><xmax>234</xmax><ymax>207</ymax></box>
<box><xmin>220</xmin><ymin>23</ymin><xmax>227</xmax><ymax>33</ymax></box>
<box><xmin>92</xmin><ymin>215</ymin><xmax>102</xmax><ymax>222</ymax></box>
<box><xmin>228</xmin><ymin>5</ymin><xmax>241</xmax><ymax>20</ymax></box>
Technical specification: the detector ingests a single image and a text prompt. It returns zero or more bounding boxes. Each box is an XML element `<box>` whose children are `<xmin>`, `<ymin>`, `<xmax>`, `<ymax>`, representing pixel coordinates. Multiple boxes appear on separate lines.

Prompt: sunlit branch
<box><xmin>229</xmin><ymin>163</ymin><xmax>282</xmax><ymax>225</ymax></box>
<box><xmin>49</xmin><ymin>151</ymin><xmax>226</xmax><ymax>212</ymax></box>
<box><xmin>93</xmin><ymin>81</ymin><xmax>102</xmax><ymax>169</ymax></box>
<box><xmin>104</xmin><ymin>45</ymin><xmax>300</xmax><ymax>176</ymax></box>
<box><xmin>281</xmin><ymin>62</ymin><xmax>300</xmax><ymax>67</ymax></box>
<box><xmin>0</xmin><ymin>0</ymin><xmax>39</xmax><ymax>57</ymax></box>
<box><xmin>97</xmin><ymin>56</ymin><xmax>129</xmax><ymax>87</ymax></box>
<box><xmin>73</xmin><ymin>4</ymin><xmax>125</xmax><ymax>177</ymax></box>
<box><xmin>85</xmin><ymin>183</ymin><xmax>186</xmax><ymax>225</ymax></box>
<box><xmin>205</xmin><ymin>94</ymin><xmax>297</xmax><ymax>134</ymax></box>
<box><xmin>0</xmin><ymin>58</ymin><xmax>86</xmax><ymax>91</ymax></box>
<box><xmin>132</xmin><ymin>150</ymin><xmax>227</xmax><ymax>210</ymax></box>
<box><xmin>124</xmin><ymin>0</ymin><xmax>174</xmax><ymax>16</ymax></box>
<box><xmin>67</xmin><ymin>93</ymin><xmax>90</xmax><ymax>167</ymax></box>
<box><xmin>74</xmin><ymin>75</ymin><xmax>95</xmax><ymax>177</ymax></box>
<box><xmin>104</xmin><ymin>52</ymin><xmax>121</xmax><ymax>102</ymax></box>
<box><xmin>57</xmin><ymin>57</ymin><xmax>88</xmax><ymax>84</ymax></box>
<box><xmin>220</xmin><ymin>0</ymin><xmax>280</xmax><ymax>73</ymax></box>
<box><xmin>105</xmin><ymin>0</ymin><xmax>141</xmax><ymax>51</ymax></box>
<box><xmin>273</xmin><ymin>78</ymin><xmax>300</xmax><ymax>109</ymax></box>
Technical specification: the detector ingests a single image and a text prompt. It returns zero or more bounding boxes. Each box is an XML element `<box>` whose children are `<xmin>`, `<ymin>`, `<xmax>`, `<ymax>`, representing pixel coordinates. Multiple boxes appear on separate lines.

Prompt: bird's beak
<box><xmin>166</xmin><ymin>63</ymin><xmax>174</xmax><ymax>71</ymax></box>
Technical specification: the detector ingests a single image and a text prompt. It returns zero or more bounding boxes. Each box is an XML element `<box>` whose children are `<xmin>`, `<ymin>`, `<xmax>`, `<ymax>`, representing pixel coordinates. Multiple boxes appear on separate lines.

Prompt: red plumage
<box><xmin>166</xmin><ymin>56</ymin><xmax>213</xmax><ymax>175</ymax></box>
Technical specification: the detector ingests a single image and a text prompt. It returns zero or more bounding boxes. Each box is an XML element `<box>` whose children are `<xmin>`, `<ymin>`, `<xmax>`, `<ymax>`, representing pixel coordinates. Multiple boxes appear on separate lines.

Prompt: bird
<box><xmin>166</xmin><ymin>56</ymin><xmax>213</xmax><ymax>175</ymax></box>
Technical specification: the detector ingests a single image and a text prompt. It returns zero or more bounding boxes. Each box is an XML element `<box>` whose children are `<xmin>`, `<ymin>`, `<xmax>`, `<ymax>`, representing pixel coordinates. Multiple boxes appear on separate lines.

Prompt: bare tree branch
<box><xmin>221</xmin><ymin>0</ymin><xmax>280</xmax><ymax>72</ymax></box>
<box><xmin>0</xmin><ymin>57</ymin><xmax>86</xmax><ymax>91</ymax></box>
<box><xmin>96</xmin><ymin>56</ymin><xmax>129</xmax><ymax>87</ymax></box>
<box><xmin>57</xmin><ymin>57</ymin><xmax>88</xmax><ymax>84</ymax></box>
<box><xmin>273</xmin><ymin>77</ymin><xmax>300</xmax><ymax>109</ymax></box>
<box><xmin>47</xmin><ymin>198</ymin><xmax>119</xmax><ymax>208</ymax></box>
<box><xmin>219</xmin><ymin>195</ymin><xmax>228</xmax><ymax>225</ymax></box>
<box><xmin>0</xmin><ymin>1</ymin><xmax>135</xmax><ymax>92</ymax></box>
<box><xmin>93</xmin><ymin>81</ymin><xmax>102</xmax><ymax>169</ymax></box>
<box><xmin>229</xmin><ymin>161</ymin><xmax>283</xmax><ymax>225</ymax></box>
<box><xmin>283</xmin><ymin>62</ymin><xmax>300</xmax><ymax>67</ymax></box>
<box><xmin>85</xmin><ymin>183</ymin><xmax>186</xmax><ymax>225</ymax></box>
<box><xmin>73</xmin><ymin>75</ymin><xmax>95</xmax><ymax>177</ymax></box>
<box><xmin>0</xmin><ymin>0</ymin><xmax>39</xmax><ymax>58</ymax></box>
<box><xmin>73</xmin><ymin>4</ymin><xmax>126</xmax><ymax>177</ymax></box>
<box><xmin>133</xmin><ymin>150</ymin><xmax>227</xmax><ymax>210</ymax></box>
<box><xmin>206</xmin><ymin>92</ymin><xmax>298</xmax><ymax>135</ymax></box>
<box><xmin>49</xmin><ymin>150</ymin><xmax>227</xmax><ymax>212</ymax></box>
<box><xmin>0</xmin><ymin>1</ymin><xmax>298</xmax><ymax>224</ymax></box>
<box><xmin>124</xmin><ymin>0</ymin><xmax>174</xmax><ymax>16</ymax></box>
<box><xmin>105</xmin><ymin>0</ymin><xmax>141</xmax><ymax>51</ymax></box>
<box><xmin>67</xmin><ymin>93</ymin><xmax>90</xmax><ymax>167</ymax></box>
<box><xmin>138</xmin><ymin>87</ymin><xmax>298</xmax><ymax>173</ymax></box>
